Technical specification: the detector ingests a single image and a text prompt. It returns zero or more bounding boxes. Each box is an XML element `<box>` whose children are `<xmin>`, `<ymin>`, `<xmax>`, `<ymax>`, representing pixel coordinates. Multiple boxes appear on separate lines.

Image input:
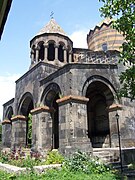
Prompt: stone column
<box><xmin>11</xmin><ymin>115</ymin><xmax>27</xmax><ymax>149</ymax></box>
<box><xmin>108</xmin><ymin>104</ymin><xmax>123</xmax><ymax>148</ymax></box>
<box><xmin>31</xmin><ymin>106</ymin><xmax>54</xmax><ymax>152</ymax></box>
<box><xmin>57</xmin><ymin>95</ymin><xmax>92</xmax><ymax>155</ymax></box>
<box><xmin>2</xmin><ymin>120</ymin><xmax>12</xmax><ymax>148</ymax></box>
<box><xmin>30</xmin><ymin>50</ymin><xmax>35</xmax><ymax>65</ymax></box>
<box><xmin>35</xmin><ymin>46</ymin><xmax>40</xmax><ymax>63</ymax></box>
<box><xmin>63</xmin><ymin>46</ymin><xmax>67</xmax><ymax>63</ymax></box>
<box><xmin>54</xmin><ymin>44</ymin><xmax>59</xmax><ymax>61</ymax></box>
<box><xmin>44</xmin><ymin>44</ymin><xmax>48</xmax><ymax>62</ymax></box>
<box><xmin>69</xmin><ymin>51</ymin><xmax>73</xmax><ymax>63</ymax></box>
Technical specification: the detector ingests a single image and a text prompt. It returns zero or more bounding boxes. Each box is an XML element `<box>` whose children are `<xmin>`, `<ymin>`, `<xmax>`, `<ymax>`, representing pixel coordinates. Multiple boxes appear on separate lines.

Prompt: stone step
<box><xmin>92</xmin><ymin>148</ymin><xmax>119</xmax><ymax>163</ymax></box>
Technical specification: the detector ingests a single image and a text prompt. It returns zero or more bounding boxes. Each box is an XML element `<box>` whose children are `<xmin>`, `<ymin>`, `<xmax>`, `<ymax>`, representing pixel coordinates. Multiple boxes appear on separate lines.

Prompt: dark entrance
<box><xmin>45</xmin><ymin>90</ymin><xmax>60</xmax><ymax>149</ymax></box>
<box><xmin>86</xmin><ymin>81</ymin><xmax>114</xmax><ymax>148</ymax></box>
<box><xmin>19</xmin><ymin>94</ymin><xmax>34</xmax><ymax>147</ymax></box>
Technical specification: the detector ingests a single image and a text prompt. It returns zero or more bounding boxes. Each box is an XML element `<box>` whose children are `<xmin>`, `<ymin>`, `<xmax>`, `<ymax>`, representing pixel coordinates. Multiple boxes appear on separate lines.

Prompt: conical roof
<box><xmin>37</xmin><ymin>18</ymin><xmax>66</xmax><ymax>36</ymax></box>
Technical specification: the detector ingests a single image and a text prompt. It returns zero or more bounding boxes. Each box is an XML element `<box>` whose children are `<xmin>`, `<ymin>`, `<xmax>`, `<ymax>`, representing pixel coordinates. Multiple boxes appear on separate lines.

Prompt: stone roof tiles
<box><xmin>37</xmin><ymin>18</ymin><xmax>66</xmax><ymax>36</ymax></box>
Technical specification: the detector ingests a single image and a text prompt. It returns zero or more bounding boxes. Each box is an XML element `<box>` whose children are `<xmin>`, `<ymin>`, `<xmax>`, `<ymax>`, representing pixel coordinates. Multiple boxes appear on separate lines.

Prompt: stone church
<box><xmin>2</xmin><ymin>18</ymin><xmax>135</xmax><ymax>160</ymax></box>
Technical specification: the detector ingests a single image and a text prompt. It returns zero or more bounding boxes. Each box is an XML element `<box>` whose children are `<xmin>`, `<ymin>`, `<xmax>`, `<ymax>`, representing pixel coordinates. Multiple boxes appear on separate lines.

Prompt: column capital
<box><xmin>56</xmin><ymin>95</ymin><xmax>89</xmax><ymax>105</ymax></box>
<box><xmin>11</xmin><ymin>115</ymin><xmax>27</xmax><ymax>122</ymax></box>
<box><xmin>35</xmin><ymin>44</ymin><xmax>40</xmax><ymax>50</ymax></box>
<box><xmin>54</xmin><ymin>43</ymin><xmax>59</xmax><ymax>48</ymax></box>
<box><xmin>63</xmin><ymin>45</ymin><xmax>67</xmax><ymax>50</ymax></box>
<box><xmin>43</xmin><ymin>43</ymin><xmax>49</xmax><ymax>48</ymax></box>
<box><xmin>108</xmin><ymin>104</ymin><xmax>123</xmax><ymax>112</ymax></box>
<box><xmin>69</xmin><ymin>50</ymin><xmax>73</xmax><ymax>54</ymax></box>
<box><xmin>30</xmin><ymin>105</ymin><xmax>55</xmax><ymax>115</ymax></box>
<box><xmin>2</xmin><ymin>119</ymin><xmax>11</xmax><ymax>125</ymax></box>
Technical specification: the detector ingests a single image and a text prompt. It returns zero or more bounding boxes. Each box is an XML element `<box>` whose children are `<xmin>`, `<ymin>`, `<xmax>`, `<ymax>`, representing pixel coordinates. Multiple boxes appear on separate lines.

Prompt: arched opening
<box><xmin>86</xmin><ymin>81</ymin><xmax>114</xmax><ymax>148</ymax></box>
<box><xmin>38</xmin><ymin>42</ymin><xmax>44</xmax><ymax>61</ymax></box>
<box><xmin>45</xmin><ymin>90</ymin><xmax>60</xmax><ymax>149</ymax></box>
<box><xmin>48</xmin><ymin>42</ymin><xmax>55</xmax><ymax>61</ymax></box>
<box><xmin>58</xmin><ymin>44</ymin><xmax>64</xmax><ymax>62</ymax></box>
<box><xmin>19</xmin><ymin>93</ymin><xmax>34</xmax><ymax>147</ymax></box>
<box><xmin>5</xmin><ymin>106</ymin><xmax>13</xmax><ymax>121</ymax></box>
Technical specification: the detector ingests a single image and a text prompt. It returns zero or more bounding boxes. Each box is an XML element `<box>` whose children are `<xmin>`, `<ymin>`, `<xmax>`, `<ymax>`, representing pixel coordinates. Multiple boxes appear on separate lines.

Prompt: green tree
<box><xmin>0</xmin><ymin>123</ymin><xmax>2</xmax><ymax>142</ymax></box>
<box><xmin>99</xmin><ymin>0</ymin><xmax>135</xmax><ymax>100</ymax></box>
<box><xmin>27</xmin><ymin>113</ymin><xmax>32</xmax><ymax>147</ymax></box>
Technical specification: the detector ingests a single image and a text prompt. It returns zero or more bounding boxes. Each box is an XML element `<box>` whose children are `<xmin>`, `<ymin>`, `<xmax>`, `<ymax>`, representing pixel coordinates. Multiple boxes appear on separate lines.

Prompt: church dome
<box><xmin>87</xmin><ymin>18</ymin><xmax>124</xmax><ymax>51</ymax></box>
<box><xmin>37</xmin><ymin>18</ymin><xmax>66</xmax><ymax>36</ymax></box>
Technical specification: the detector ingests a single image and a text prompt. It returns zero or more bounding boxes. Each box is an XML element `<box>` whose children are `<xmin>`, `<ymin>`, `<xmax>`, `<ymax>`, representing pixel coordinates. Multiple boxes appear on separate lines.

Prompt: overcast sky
<box><xmin>0</xmin><ymin>0</ymin><xmax>103</xmax><ymax>119</ymax></box>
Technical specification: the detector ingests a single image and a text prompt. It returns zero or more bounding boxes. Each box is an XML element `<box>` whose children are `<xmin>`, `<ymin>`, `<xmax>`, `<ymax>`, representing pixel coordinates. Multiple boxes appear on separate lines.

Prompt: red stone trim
<box><xmin>2</xmin><ymin>119</ymin><xmax>11</xmax><ymax>125</ymax></box>
<box><xmin>56</xmin><ymin>95</ymin><xmax>89</xmax><ymax>104</ymax></box>
<box><xmin>30</xmin><ymin>106</ymin><xmax>54</xmax><ymax>115</ymax></box>
<box><xmin>108</xmin><ymin>104</ymin><xmax>123</xmax><ymax>112</ymax></box>
<box><xmin>11</xmin><ymin>115</ymin><xmax>26</xmax><ymax>121</ymax></box>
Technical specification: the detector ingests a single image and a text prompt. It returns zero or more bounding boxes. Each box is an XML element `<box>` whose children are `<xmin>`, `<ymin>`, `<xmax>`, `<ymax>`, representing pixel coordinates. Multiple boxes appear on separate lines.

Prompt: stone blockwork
<box><xmin>2</xmin><ymin>120</ymin><xmax>11</xmax><ymax>148</ymax></box>
<box><xmin>57</xmin><ymin>95</ymin><xmax>91</xmax><ymax>154</ymax></box>
<box><xmin>2</xmin><ymin>18</ymin><xmax>135</xmax><ymax>161</ymax></box>
<box><xmin>31</xmin><ymin>106</ymin><xmax>54</xmax><ymax>152</ymax></box>
<box><xmin>11</xmin><ymin>115</ymin><xmax>27</xmax><ymax>148</ymax></box>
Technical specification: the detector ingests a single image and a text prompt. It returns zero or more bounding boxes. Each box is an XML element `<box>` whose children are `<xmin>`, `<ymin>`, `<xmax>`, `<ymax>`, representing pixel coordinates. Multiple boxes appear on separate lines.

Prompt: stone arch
<box><xmin>41</xmin><ymin>83</ymin><xmax>61</xmax><ymax>149</ymax></box>
<box><xmin>38</xmin><ymin>41</ymin><xmax>44</xmax><ymax>61</ymax></box>
<box><xmin>58</xmin><ymin>42</ymin><xmax>65</xmax><ymax>62</ymax></box>
<box><xmin>82</xmin><ymin>75</ymin><xmax>117</xmax><ymax>104</ymax></box>
<box><xmin>18</xmin><ymin>92</ymin><xmax>34</xmax><ymax>147</ymax></box>
<box><xmin>18</xmin><ymin>92</ymin><xmax>34</xmax><ymax>116</ymax></box>
<box><xmin>48</xmin><ymin>40</ymin><xmax>55</xmax><ymax>61</ymax></box>
<box><xmin>82</xmin><ymin>76</ymin><xmax>116</xmax><ymax>148</ymax></box>
<box><xmin>5</xmin><ymin>106</ymin><xmax>13</xmax><ymax>120</ymax></box>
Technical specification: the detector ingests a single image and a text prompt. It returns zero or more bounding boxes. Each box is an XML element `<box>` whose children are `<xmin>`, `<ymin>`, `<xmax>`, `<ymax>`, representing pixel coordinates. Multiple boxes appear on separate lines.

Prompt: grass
<box><xmin>0</xmin><ymin>169</ymin><xmax>122</xmax><ymax>180</ymax></box>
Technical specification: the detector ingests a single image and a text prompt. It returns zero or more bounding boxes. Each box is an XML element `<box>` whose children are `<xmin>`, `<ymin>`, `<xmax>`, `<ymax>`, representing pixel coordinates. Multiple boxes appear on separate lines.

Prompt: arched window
<box><xmin>38</xmin><ymin>42</ymin><xmax>44</xmax><ymax>61</ymax></box>
<box><xmin>102</xmin><ymin>43</ymin><xmax>108</xmax><ymax>52</ymax></box>
<box><xmin>48</xmin><ymin>43</ymin><xmax>55</xmax><ymax>61</ymax></box>
<box><xmin>58</xmin><ymin>44</ymin><xmax>64</xmax><ymax>62</ymax></box>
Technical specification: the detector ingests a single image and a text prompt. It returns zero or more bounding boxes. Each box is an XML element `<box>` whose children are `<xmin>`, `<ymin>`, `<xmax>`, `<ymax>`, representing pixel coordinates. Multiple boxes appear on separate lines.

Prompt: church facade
<box><xmin>2</xmin><ymin>19</ymin><xmax>135</xmax><ymax>159</ymax></box>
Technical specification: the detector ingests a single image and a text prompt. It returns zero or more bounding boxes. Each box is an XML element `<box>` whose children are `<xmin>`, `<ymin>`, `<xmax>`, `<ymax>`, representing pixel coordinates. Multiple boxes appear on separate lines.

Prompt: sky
<box><xmin>0</xmin><ymin>0</ymin><xmax>103</xmax><ymax>119</ymax></box>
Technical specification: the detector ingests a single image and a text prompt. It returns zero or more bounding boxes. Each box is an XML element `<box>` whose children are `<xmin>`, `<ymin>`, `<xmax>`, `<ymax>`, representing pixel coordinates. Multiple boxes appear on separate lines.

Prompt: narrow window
<box><xmin>39</xmin><ymin>43</ymin><xmax>44</xmax><ymax>60</ymax></box>
<box><xmin>58</xmin><ymin>44</ymin><xmax>64</xmax><ymax>62</ymax></box>
<box><xmin>48</xmin><ymin>43</ymin><xmax>55</xmax><ymax>61</ymax></box>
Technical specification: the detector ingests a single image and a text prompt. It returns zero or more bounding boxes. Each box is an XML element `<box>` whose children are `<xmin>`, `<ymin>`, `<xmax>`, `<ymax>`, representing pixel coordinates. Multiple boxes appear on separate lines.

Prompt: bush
<box><xmin>43</xmin><ymin>149</ymin><xmax>64</xmax><ymax>165</ymax></box>
<box><xmin>64</xmin><ymin>151</ymin><xmax>111</xmax><ymax>174</ymax></box>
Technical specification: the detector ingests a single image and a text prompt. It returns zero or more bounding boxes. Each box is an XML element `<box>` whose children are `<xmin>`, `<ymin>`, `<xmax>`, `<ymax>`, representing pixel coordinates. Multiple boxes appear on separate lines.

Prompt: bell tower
<box><xmin>29</xmin><ymin>18</ymin><xmax>73</xmax><ymax>68</ymax></box>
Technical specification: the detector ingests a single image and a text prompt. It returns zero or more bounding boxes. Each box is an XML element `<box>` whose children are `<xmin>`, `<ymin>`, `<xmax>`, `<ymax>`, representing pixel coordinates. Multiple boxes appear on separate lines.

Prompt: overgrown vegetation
<box><xmin>0</xmin><ymin>150</ymin><xmax>124</xmax><ymax>180</ymax></box>
<box><xmin>0</xmin><ymin>148</ymin><xmax>64</xmax><ymax>167</ymax></box>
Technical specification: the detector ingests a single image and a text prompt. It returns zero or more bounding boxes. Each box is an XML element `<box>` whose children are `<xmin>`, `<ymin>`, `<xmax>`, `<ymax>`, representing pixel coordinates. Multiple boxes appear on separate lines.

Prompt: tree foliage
<box><xmin>99</xmin><ymin>0</ymin><xmax>135</xmax><ymax>100</ymax></box>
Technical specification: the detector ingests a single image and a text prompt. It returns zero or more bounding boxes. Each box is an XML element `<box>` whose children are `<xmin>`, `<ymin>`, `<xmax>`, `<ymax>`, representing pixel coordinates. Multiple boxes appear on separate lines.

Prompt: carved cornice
<box><xmin>108</xmin><ymin>104</ymin><xmax>123</xmax><ymax>112</ymax></box>
<box><xmin>11</xmin><ymin>115</ymin><xmax>26</xmax><ymax>122</ymax></box>
<box><xmin>31</xmin><ymin>106</ymin><xmax>54</xmax><ymax>115</ymax></box>
<box><xmin>56</xmin><ymin>95</ymin><xmax>89</xmax><ymax>105</ymax></box>
<box><xmin>2</xmin><ymin>119</ymin><xmax>11</xmax><ymax>125</ymax></box>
